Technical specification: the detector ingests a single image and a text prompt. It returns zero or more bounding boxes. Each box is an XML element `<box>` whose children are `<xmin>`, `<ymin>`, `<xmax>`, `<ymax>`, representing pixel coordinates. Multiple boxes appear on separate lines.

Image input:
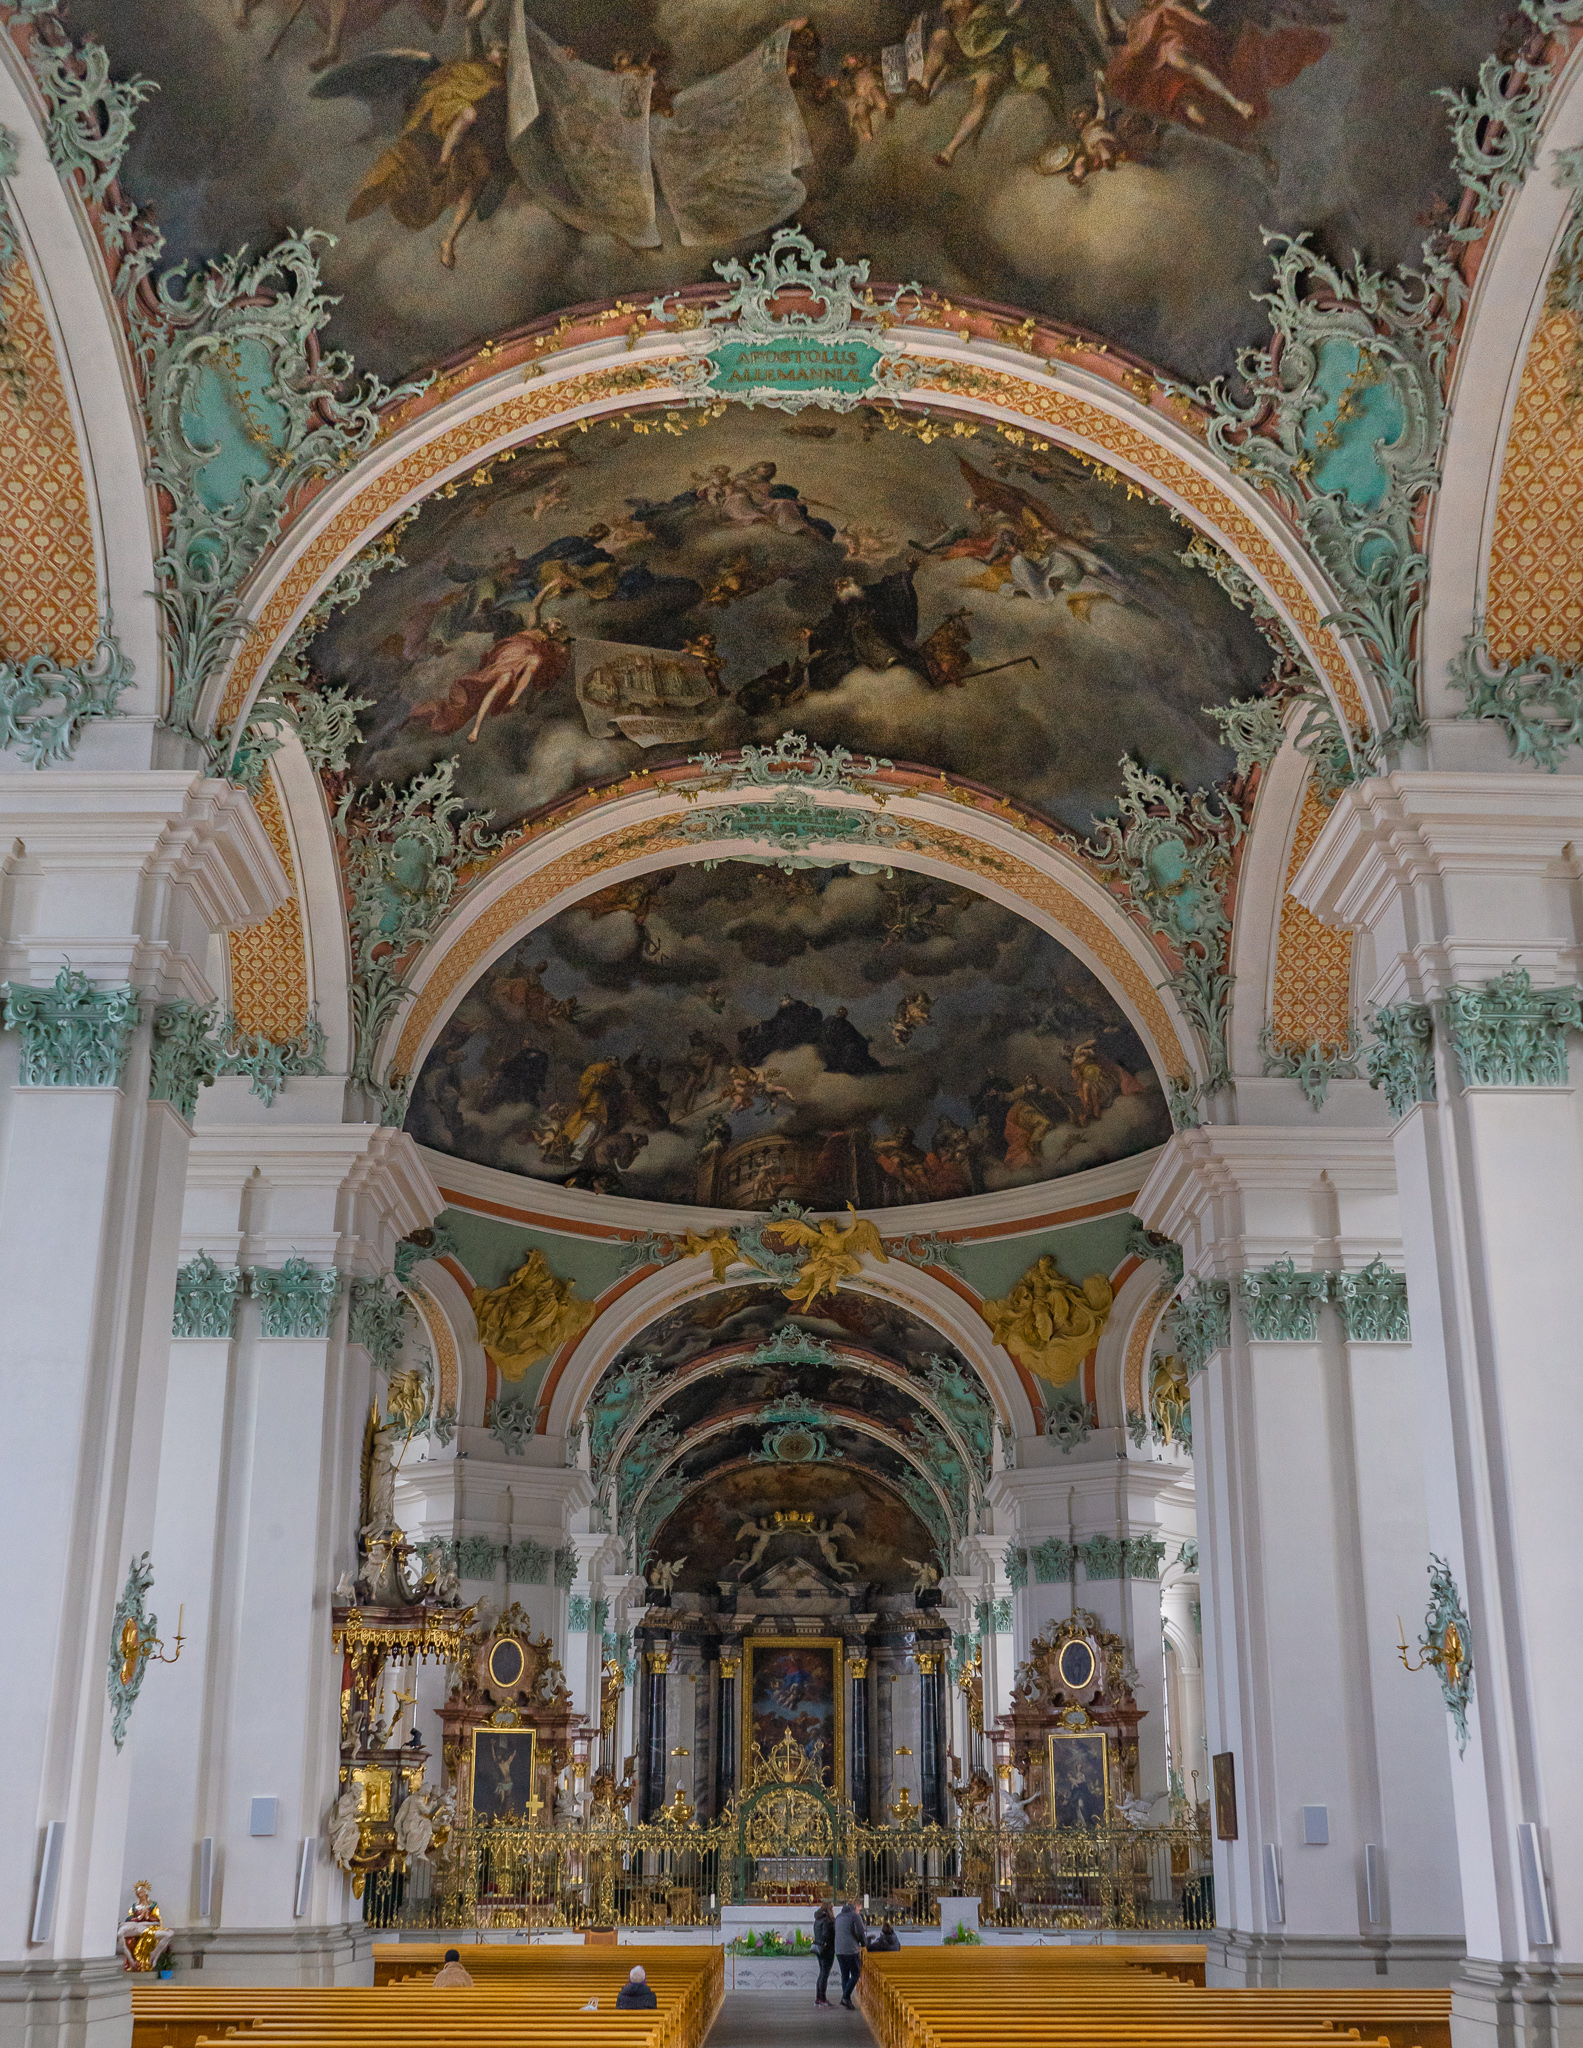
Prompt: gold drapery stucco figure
<box><xmin>1149</xmin><ymin>1351</ymin><xmax>1192</xmax><ymax>1445</ymax></box>
<box><xmin>764</xmin><ymin>1204</ymin><xmax>888</xmax><ymax>1309</ymax></box>
<box><xmin>471</xmin><ymin>1248</ymin><xmax>596</xmax><ymax>1381</ymax></box>
<box><xmin>980</xmin><ymin>1255</ymin><xmax>1114</xmax><ymax>1385</ymax></box>
<box><xmin>678</xmin><ymin>1226</ymin><xmax>743</xmax><ymax>1282</ymax></box>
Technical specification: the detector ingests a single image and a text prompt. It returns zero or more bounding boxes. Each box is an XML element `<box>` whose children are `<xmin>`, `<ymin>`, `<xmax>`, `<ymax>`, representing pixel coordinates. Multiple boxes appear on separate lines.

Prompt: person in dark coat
<box><xmin>871</xmin><ymin>1921</ymin><xmax>901</xmax><ymax>1951</ymax></box>
<box><xmin>834</xmin><ymin>1898</ymin><xmax>867</xmax><ymax>2007</ymax></box>
<box><xmin>813</xmin><ymin>1901</ymin><xmax>836</xmax><ymax>2006</ymax></box>
<box><xmin>616</xmin><ymin>1965</ymin><xmax>657</xmax><ymax>2009</ymax></box>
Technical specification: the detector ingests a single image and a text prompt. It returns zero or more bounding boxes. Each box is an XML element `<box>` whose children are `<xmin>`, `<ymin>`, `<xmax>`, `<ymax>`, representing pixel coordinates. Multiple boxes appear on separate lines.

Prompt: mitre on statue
<box><xmin>470</xmin><ymin>1248</ymin><xmax>596</xmax><ymax>1381</ymax></box>
<box><xmin>979</xmin><ymin>1255</ymin><xmax>1114</xmax><ymax>1386</ymax></box>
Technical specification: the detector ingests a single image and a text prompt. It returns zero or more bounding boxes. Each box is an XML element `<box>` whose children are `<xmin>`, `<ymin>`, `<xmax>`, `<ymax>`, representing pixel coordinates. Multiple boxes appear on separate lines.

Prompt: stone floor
<box><xmin>705</xmin><ymin>1989</ymin><xmax>875</xmax><ymax>2048</ymax></box>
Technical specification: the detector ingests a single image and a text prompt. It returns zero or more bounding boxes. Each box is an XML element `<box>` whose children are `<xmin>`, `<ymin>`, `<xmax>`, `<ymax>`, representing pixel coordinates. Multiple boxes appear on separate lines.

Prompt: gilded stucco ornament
<box><xmin>171</xmin><ymin>1252</ymin><xmax>243</xmax><ymax>1340</ymax></box>
<box><xmin>249</xmin><ymin>1257</ymin><xmax>339</xmax><ymax>1339</ymax></box>
<box><xmin>767</xmin><ymin>1205</ymin><xmax>889</xmax><ymax>1310</ymax></box>
<box><xmin>1237</xmin><ymin>1257</ymin><xmax>1331</xmax><ymax>1341</ymax></box>
<box><xmin>337</xmin><ymin>760</ymin><xmax>501</xmax><ymax>1123</ymax></box>
<box><xmin>1085</xmin><ymin>757</ymin><xmax>1243</xmax><ymax>1118</ymax></box>
<box><xmin>1334</xmin><ymin>1259</ymin><xmax>1411</xmax><ymax>1343</ymax></box>
<box><xmin>2</xmin><ymin>965</ymin><xmax>137</xmax><ymax>1087</ymax></box>
<box><xmin>470</xmin><ymin>1247</ymin><xmax>595</xmax><ymax>1382</ymax></box>
<box><xmin>1172</xmin><ymin>1278</ymin><xmax>1231</xmax><ymax>1376</ymax></box>
<box><xmin>979</xmin><ymin>1255</ymin><xmax>1114</xmax><ymax>1388</ymax></box>
<box><xmin>1442</xmin><ymin>966</ymin><xmax>1583</xmax><ymax>1087</ymax></box>
<box><xmin>1365</xmin><ymin>1000</ymin><xmax>1436</xmax><ymax>1118</ymax></box>
<box><xmin>1149</xmin><ymin>1352</ymin><xmax>1193</xmax><ymax>1450</ymax></box>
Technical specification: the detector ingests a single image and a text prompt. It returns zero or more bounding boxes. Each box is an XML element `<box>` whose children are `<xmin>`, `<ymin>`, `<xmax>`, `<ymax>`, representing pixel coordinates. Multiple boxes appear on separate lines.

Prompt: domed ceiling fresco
<box><xmin>78</xmin><ymin>0</ymin><xmax>1503</xmax><ymax>383</ymax></box>
<box><xmin>317</xmin><ymin>406</ymin><xmax>1268</xmax><ymax>835</ymax></box>
<box><xmin>406</xmin><ymin>859</ymin><xmax>1171</xmax><ymax>1203</ymax></box>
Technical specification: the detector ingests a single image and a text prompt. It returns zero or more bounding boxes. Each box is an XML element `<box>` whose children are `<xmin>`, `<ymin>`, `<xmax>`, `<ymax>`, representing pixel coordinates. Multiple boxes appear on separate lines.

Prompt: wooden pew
<box><xmin>132</xmin><ymin>1945</ymin><xmax>723</xmax><ymax>2048</ymax></box>
<box><xmin>856</xmin><ymin>1946</ymin><xmax>1450</xmax><ymax>2048</ymax></box>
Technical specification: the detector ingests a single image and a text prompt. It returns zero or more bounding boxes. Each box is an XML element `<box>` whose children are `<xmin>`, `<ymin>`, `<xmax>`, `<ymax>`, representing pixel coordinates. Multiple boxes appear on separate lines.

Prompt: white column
<box><xmin>1296</xmin><ymin>773</ymin><xmax>1583</xmax><ymax>2044</ymax></box>
<box><xmin>120</xmin><ymin>1126</ymin><xmax>439</xmax><ymax>1984</ymax></box>
<box><xmin>1139</xmin><ymin>1126</ymin><xmax>1464</xmax><ymax>1987</ymax></box>
<box><xmin>0</xmin><ymin>777</ymin><xmax>284</xmax><ymax>2048</ymax></box>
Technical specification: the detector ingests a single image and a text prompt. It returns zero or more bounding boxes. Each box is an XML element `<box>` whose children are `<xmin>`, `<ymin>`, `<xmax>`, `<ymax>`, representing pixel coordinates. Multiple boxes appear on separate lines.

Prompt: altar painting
<box><xmin>747</xmin><ymin>1639</ymin><xmax>842</xmax><ymax>1786</ymax></box>
<box><xmin>1047</xmin><ymin>1729</ymin><xmax>1109</xmax><ymax>1828</ymax></box>
<box><xmin>470</xmin><ymin>1726</ymin><xmax>538</xmax><ymax>1822</ymax></box>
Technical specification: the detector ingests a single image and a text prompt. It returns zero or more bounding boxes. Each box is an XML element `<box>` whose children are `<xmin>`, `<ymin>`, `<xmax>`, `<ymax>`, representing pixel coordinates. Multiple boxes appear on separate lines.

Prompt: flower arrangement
<box><xmin>727</xmin><ymin>1928</ymin><xmax>814</xmax><ymax>1956</ymax></box>
<box><xmin>943</xmin><ymin>1920</ymin><xmax>983</xmax><ymax>1945</ymax></box>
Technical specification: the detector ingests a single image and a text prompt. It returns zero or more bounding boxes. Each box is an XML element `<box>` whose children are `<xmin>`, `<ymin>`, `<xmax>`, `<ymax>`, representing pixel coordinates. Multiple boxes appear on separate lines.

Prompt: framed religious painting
<box><xmin>741</xmin><ymin>1637</ymin><xmax>843</xmax><ymax>1789</ymax></box>
<box><xmin>469</xmin><ymin>1724</ymin><xmax>537</xmax><ymax>1824</ymax></box>
<box><xmin>1212</xmin><ymin>1751</ymin><xmax>1238</xmax><ymax>1841</ymax></box>
<box><xmin>1047</xmin><ymin>1729</ymin><xmax>1110</xmax><ymax>1828</ymax></box>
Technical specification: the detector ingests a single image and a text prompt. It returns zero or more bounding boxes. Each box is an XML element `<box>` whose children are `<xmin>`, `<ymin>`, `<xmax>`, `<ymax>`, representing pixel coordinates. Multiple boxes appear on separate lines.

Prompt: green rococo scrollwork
<box><xmin>348</xmin><ymin>1275</ymin><xmax>411</xmax><ymax>1372</ymax></box>
<box><xmin>1442</xmin><ymin>966</ymin><xmax>1582</xmax><ymax>1087</ymax></box>
<box><xmin>507</xmin><ymin>1538</ymin><xmax>553</xmax><ymax>1586</ymax></box>
<box><xmin>171</xmin><ymin>1252</ymin><xmax>243</xmax><ymax>1340</ymax></box>
<box><xmin>1184</xmin><ymin>232</ymin><xmax>1458</xmax><ymax>751</ymax></box>
<box><xmin>248</xmin><ymin>1256</ymin><xmax>339</xmax><ymax>1339</ymax></box>
<box><xmin>1365</xmin><ymin>1000</ymin><xmax>1436</xmax><ymax>1118</ymax></box>
<box><xmin>1173</xmin><ymin>1278</ymin><xmax>1231</xmax><ymax>1376</ymax></box>
<box><xmin>682</xmin><ymin>797</ymin><xmax>912</xmax><ymax>875</ymax></box>
<box><xmin>1450</xmin><ymin>630</ymin><xmax>1583</xmax><ymax>772</ymax></box>
<box><xmin>149</xmin><ymin>997</ymin><xmax>327</xmax><ymax>1120</ymax></box>
<box><xmin>1258</xmin><ymin>1023</ymin><xmax>1363</xmax><ymax>1110</ymax></box>
<box><xmin>751</xmin><ymin>1395</ymin><xmax>843</xmax><ymax>1465</ymax></box>
<box><xmin>337</xmin><ymin>759</ymin><xmax>501</xmax><ymax>1124</ymax></box>
<box><xmin>0</xmin><ymin>629</ymin><xmax>135</xmax><ymax>768</ymax></box>
<box><xmin>1334</xmin><ymin>1258</ymin><xmax>1410</xmax><ymax>1343</ymax></box>
<box><xmin>1237</xmin><ymin>1256</ymin><xmax>1330</xmax><ymax>1342</ymax></box>
<box><xmin>1418</xmin><ymin>1553</ymin><xmax>1475</xmax><ymax>1756</ymax></box>
<box><xmin>487</xmin><ymin>1392</ymin><xmax>536</xmax><ymax>1458</ymax></box>
<box><xmin>2</xmin><ymin>964</ymin><xmax>137</xmax><ymax>1087</ymax></box>
<box><xmin>1086</xmin><ymin>757</ymin><xmax>1244</xmax><ymax>1117</ymax></box>
<box><xmin>128</xmin><ymin>232</ymin><xmax>423</xmax><ymax>750</ymax></box>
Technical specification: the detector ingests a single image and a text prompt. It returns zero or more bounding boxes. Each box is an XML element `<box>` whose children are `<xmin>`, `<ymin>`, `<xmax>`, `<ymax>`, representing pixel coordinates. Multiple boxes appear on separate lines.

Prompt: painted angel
<box><xmin>762</xmin><ymin>1203</ymin><xmax>889</xmax><ymax>1310</ymax></box>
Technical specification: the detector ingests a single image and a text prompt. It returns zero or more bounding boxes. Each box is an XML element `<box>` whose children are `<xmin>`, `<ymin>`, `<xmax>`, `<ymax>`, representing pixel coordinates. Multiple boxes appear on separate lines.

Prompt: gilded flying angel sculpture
<box><xmin>758</xmin><ymin>1203</ymin><xmax>888</xmax><ymax>1310</ymax></box>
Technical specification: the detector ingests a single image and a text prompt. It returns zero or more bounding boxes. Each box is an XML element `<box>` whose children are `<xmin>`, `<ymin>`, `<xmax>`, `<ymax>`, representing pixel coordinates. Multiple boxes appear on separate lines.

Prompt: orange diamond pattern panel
<box><xmin>1271</xmin><ymin>773</ymin><xmax>1355</xmax><ymax>1049</ymax></box>
<box><xmin>1487</xmin><ymin>306</ymin><xmax>1583</xmax><ymax>664</ymax></box>
<box><xmin>227</xmin><ymin>768</ymin><xmax>310</xmax><ymax>1039</ymax></box>
<box><xmin>0</xmin><ymin>246</ymin><xmax>98</xmax><ymax>664</ymax></box>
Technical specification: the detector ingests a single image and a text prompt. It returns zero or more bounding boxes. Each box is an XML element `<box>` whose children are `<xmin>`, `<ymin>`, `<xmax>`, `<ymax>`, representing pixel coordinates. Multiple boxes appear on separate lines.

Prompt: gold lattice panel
<box><xmin>1271</xmin><ymin>773</ymin><xmax>1354</xmax><ymax>1048</ymax></box>
<box><xmin>226</xmin><ymin>768</ymin><xmax>309</xmax><ymax>1038</ymax></box>
<box><xmin>1486</xmin><ymin>306</ymin><xmax>1583</xmax><ymax>662</ymax></box>
<box><xmin>0</xmin><ymin>245</ymin><xmax>98</xmax><ymax>663</ymax></box>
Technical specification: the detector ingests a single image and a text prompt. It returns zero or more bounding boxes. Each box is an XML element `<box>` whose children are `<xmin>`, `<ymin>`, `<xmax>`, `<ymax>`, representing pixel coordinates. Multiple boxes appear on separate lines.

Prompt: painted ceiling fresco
<box><xmin>631</xmin><ymin>1357</ymin><xmax>959</xmax><ymax>1443</ymax></box>
<box><xmin>648</xmin><ymin>1461</ymin><xmax>936</xmax><ymax>1593</ymax></box>
<box><xmin>405</xmin><ymin>861</ymin><xmax>1171</xmax><ymax>1203</ymax></box>
<box><xmin>314</xmin><ymin>406</ymin><xmax>1268</xmax><ymax>835</ymax></box>
<box><xmin>80</xmin><ymin>0</ymin><xmax>1504</xmax><ymax>383</ymax></box>
<box><xmin>607</xmin><ymin>1284</ymin><xmax>976</xmax><ymax>1381</ymax></box>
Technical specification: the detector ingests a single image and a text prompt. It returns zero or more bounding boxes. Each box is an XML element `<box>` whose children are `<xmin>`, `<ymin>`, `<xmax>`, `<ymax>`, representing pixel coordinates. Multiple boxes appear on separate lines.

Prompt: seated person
<box><xmin>432</xmin><ymin>1948</ymin><xmax>474</xmax><ymax>1987</ymax></box>
<box><xmin>869</xmin><ymin>1921</ymin><xmax>901</xmax><ymax>1951</ymax></box>
<box><xmin>616</xmin><ymin>1965</ymin><xmax>657</xmax><ymax>2010</ymax></box>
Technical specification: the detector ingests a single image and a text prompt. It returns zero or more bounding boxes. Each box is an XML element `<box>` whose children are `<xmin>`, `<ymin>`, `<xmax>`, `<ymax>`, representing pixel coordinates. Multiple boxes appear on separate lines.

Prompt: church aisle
<box><xmin>705</xmin><ymin>1990</ymin><xmax>877</xmax><ymax>2048</ymax></box>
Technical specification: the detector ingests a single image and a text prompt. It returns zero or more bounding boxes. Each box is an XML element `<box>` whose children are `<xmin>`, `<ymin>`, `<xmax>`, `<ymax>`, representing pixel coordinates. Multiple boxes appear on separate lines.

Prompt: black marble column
<box><xmin>717</xmin><ymin>1652</ymin><xmax>738</xmax><ymax>1814</ymax></box>
<box><xmin>643</xmin><ymin>1645</ymin><xmax>669</xmax><ymax>1821</ymax></box>
<box><xmin>850</xmin><ymin>1656</ymin><xmax>870</xmax><ymax>1820</ymax></box>
<box><xmin>919</xmin><ymin>1650</ymin><xmax>944</xmax><ymax>1824</ymax></box>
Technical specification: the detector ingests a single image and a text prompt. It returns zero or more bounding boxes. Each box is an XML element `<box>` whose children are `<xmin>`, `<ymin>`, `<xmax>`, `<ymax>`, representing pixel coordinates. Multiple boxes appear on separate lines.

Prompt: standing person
<box><xmin>834</xmin><ymin>1896</ymin><xmax>867</xmax><ymax>2008</ymax></box>
<box><xmin>813</xmin><ymin>1901</ymin><xmax>836</xmax><ymax>2007</ymax></box>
